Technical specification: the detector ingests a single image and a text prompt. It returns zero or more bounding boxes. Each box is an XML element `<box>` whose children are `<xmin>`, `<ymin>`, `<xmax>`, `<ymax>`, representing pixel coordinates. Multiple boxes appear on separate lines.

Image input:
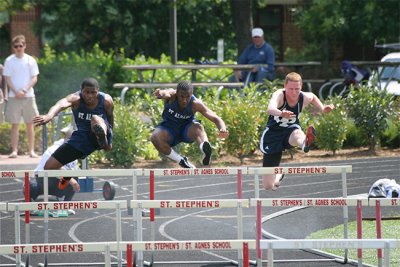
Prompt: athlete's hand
<box><xmin>153</xmin><ymin>89</ymin><xmax>162</xmax><ymax>99</ymax></box>
<box><xmin>323</xmin><ymin>104</ymin><xmax>335</xmax><ymax>113</ymax></box>
<box><xmin>218</xmin><ymin>128</ymin><xmax>229</xmax><ymax>139</ymax></box>
<box><xmin>280</xmin><ymin>110</ymin><xmax>295</xmax><ymax>119</ymax></box>
<box><xmin>32</xmin><ymin>115</ymin><xmax>50</xmax><ymax>126</ymax></box>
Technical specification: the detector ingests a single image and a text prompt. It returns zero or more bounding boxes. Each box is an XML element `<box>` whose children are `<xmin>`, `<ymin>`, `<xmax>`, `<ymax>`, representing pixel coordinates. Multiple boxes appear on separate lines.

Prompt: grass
<box><xmin>307</xmin><ymin>219</ymin><xmax>400</xmax><ymax>266</ymax></box>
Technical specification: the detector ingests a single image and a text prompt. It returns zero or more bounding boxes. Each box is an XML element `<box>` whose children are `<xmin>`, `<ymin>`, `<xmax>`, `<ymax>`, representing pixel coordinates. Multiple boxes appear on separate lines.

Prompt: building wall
<box><xmin>9</xmin><ymin>8</ymin><xmax>40</xmax><ymax>57</ymax></box>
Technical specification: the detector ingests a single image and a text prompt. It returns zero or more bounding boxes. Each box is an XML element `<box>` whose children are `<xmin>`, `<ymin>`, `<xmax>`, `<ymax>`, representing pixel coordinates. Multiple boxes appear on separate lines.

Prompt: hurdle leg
<box><xmin>137</xmin><ymin>204</ymin><xmax>143</xmax><ymax>267</ymax></box>
<box><xmin>14</xmin><ymin>206</ymin><xmax>22</xmax><ymax>267</ymax></box>
<box><xmin>237</xmin><ymin>201</ymin><xmax>244</xmax><ymax>267</ymax></box>
<box><xmin>105</xmin><ymin>244</ymin><xmax>111</xmax><ymax>267</ymax></box>
<box><xmin>375</xmin><ymin>200</ymin><xmax>383</xmax><ymax>267</ymax></box>
<box><xmin>116</xmin><ymin>203</ymin><xmax>122</xmax><ymax>267</ymax></box>
<box><xmin>384</xmin><ymin>241</ymin><xmax>390</xmax><ymax>267</ymax></box>
<box><xmin>149</xmin><ymin>170</ymin><xmax>155</xmax><ymax>266</ymax></box>
<box><xmin>341</xmin><ymin>167</ymin><xmax>349</xmax><ymax>263</ymax></box>
<box><xmin>254</xmin><ymin>171</ymin><xmax>260</xmax><ymax>199</ymax></box>
<box><xmin>243</xmin><ymin>242</ymin><xmax>249</xmax><ymax>267</ymax></box>
<box><xmin>126</xmin><ymin>243</ymin><xmax>133</xmax><ymax>267</ymax></box>
<box><xmin>256</xmin><ymin>200</ymin><xmax>262</xmax><ymax>267</ymax></box>
<box><xmin>357</xmin><ymin>199</ymin><xmax>363</xmax><ymax>266</ymax></box>
<box><xmin>24</xmin><ymin>172</ymin><xmax>31</xmax><ymax>266</ymax></box>
<box><xmin>43</xmin><ymin>173</ymin><xmax>49</xmax><ymax>266</ymax></box>
<box><xmin>267</xmin><ymin>241</ymin><xmax>274</xmax><ymax>267</ymax></box>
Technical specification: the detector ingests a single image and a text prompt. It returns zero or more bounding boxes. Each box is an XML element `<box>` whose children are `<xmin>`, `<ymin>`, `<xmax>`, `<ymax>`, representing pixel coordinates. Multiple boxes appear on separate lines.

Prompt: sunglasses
<box><xmin>13</xmin><ymin>45</ymin><xmax>24</xmax><ymax>49</ymax></box>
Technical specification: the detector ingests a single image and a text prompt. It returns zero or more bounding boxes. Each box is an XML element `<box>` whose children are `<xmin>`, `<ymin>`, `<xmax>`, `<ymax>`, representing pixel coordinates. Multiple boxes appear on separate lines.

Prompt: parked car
<box><xmin>370</xmin><ymin>52</ymin><xmax>400</xmax><ymax>96</ymax></box>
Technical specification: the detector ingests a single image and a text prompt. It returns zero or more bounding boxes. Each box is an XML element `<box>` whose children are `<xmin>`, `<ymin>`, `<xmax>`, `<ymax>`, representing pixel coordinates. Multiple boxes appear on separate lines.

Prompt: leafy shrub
<box><xmin>346</xmin><ymin>85</ymin><xmax>395</xmax><ymax>152</ymax></box>
<box><xmin>94</xmin><ymin>101</ymin><xmax>158</xmax><ymax>167</ymax></box>
<box><xmin>36</xmin><ymin>45</ymin><xmax>131</xmax><ymax>113</ymax></box>
<box><xmin>0</xmin><ymin>123</ymin><xmax>43</xmax><ymax>155</ymax></box>
<box><xmin>314</xmin><ymin>97</ymin><xmax>347</xmax><ymax>155</ymax></box>
<box><xmin>218</xmin><ymin>86</ymin><xmax>270</xmax><ymax>163</ymax></box>
<box><xmin>380</xmin><ymin>117</ymin><xmax>400</xmax><ymax>148</ymax></box>
<box><xmin>342</xmin><ymin>119</ymin><xmax>368</xmax><ymax>148</ymax></box>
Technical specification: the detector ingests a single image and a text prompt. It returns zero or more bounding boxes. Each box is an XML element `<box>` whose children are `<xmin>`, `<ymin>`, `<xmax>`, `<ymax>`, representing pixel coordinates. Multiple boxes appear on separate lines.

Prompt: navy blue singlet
<box><xmin>67</xmin><ymin>92</ymin><xmax>111</xmax><ymax>156</ymax></box>
<box><xmin>266</xmin><ymin>91</ymin><xmax>304</xmax><ymax>129</ymax></box>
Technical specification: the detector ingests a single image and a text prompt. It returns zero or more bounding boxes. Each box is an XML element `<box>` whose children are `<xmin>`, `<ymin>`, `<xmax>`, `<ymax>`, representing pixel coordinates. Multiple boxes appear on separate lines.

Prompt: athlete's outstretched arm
<box><xmin>33</xmin><ymin>93</ymin><xmax>79</xmax><ymax>126</ymax></box>
<box><xmin>153</xmin><ymin>88</ymin><xmax>175</xmax><ymax>100</ymax></box>
<box><xmin>303</xmin><ymin>92</ymin><xmax>335</xmax><ymax>113</ymax></box>
<box><xmin>193</xmin><ymin>100</ymin><xmax>228</xmax><ymax>139</ymax></box>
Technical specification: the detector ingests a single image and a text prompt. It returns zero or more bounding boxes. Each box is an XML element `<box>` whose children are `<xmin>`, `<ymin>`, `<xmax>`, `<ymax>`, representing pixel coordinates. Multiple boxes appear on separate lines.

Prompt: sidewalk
<box><xmin>0</xmin><ymin>154</ymin><xmax>40</xmax><ymax>170</ymax></box>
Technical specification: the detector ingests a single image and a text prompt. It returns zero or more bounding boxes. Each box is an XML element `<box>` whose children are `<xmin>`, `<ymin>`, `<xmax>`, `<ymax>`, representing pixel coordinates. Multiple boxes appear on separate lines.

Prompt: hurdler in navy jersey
<box><xmin>266</xmin><ymin>91</ymin><xmax>303</xmax><ymax>129</ymax></box>
<box><xmin>33</xmin><ymin>77</ymin><xmax>114</xmax><ymax>190</ymax></box>
<box><xmin>259</xmin><ymin>72</ymin><xmax>334</xmax><ymax>191</ymax></box>
<box><xmin>69</xmin><ymin>91</ymin><xmax>113</xmax><ymax>155</ymax></box>
<box><xmin>151</xmin><ymin>81</ymin><xmax>229</xmax><ymax>168</ymax></box>
<box><xmin>159</xmin><ymin>94</ymin><xmax>195</xmax><ymax>146</ymax></box>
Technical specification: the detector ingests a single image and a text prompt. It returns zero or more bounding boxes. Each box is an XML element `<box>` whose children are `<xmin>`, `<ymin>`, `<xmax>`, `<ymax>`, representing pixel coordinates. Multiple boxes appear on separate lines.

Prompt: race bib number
<box><xmin>274</xmin><ymin>115</ymin><xmax>296</xmax><ymax>127</ymax></box>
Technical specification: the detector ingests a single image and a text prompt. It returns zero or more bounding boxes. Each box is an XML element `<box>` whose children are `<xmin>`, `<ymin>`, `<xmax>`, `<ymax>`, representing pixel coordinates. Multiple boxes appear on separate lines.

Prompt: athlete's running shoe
<box><xmin>201</xmin><ymin>141</ymin><xmax>212</xmax><ymax>166</ymax></box>
<box><xmin>93</xmin><ymin>124</ymin><xmax>108</xmax><ymax>149</ymax></box>
<box><xmin>179</xmin><ymin>157</ymin><xmax>196</xmax><ymax>168</ymax></box>
<box><xmin>58</xmin><ymin>177</ymin><xmax>71</xmax><ymax>190</ymax></box>
<box><xmin>303</xmin><ymin>126</ymin><xmax>316</xmax><ymax>153</ymax></box>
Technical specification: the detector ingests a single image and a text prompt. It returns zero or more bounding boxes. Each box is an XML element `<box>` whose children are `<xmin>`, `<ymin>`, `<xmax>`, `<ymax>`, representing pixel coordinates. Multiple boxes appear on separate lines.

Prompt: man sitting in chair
<box><xmin>28</xmin><ymin>125</ymin><xmax>80</xmax><ymax>203</ymax></box>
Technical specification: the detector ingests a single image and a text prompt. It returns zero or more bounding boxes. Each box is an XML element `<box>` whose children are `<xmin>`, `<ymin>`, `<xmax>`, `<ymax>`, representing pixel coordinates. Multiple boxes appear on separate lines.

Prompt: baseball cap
<box><xmin>252</xmin><ymin>28</ymin><xmax>264</xmax><ymax>37</ymax></box>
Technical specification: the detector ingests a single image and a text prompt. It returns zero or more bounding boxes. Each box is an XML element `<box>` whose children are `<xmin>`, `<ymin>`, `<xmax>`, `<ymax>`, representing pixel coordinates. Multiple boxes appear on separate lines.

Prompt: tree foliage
<box><xmin>294</xmin><ymin>0</ymin><xmax>400</xmax><ymax>61</ymax></box>
<box><xmin>346</xmin><ymin>85</ymin><xmax>395</xmax><ymax>152</ymax></box>
<box><xmin>30</xmin><ymin>0</ymin><xmax>236</xmax><ymax>61</ymax></box>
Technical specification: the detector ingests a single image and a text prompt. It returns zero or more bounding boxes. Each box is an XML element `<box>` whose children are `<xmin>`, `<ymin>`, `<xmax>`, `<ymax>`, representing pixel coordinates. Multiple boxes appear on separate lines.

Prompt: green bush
<box><xmin>380</xmin><ymin>117</ymin><xmax>400</xmax><ymax>148</ymax></box>
<box><xmin>36</xmin><ymin>45</ymin><xmax>131</xmax><ymax>113</ymax></box>
<box><xmin>342</xmin><ymin>119</ymin><xmax>368</xmax><ymax>148</ymax></box>
<box><xmin>92</xmin><ymin>101</ymin><xmax>158</xmax><ymax>167</ymax></box>
<box><xmin>218</xmin><ymin>86</ymin><xmax>271</xmax><ymax>163</ymax></box>
<box><xmin>314</xmin><ymin>97</ymin><xmax>347</xmax><ymax>155</ymax></box>
<box><xmin>346</xmin><ymin>85</ymin><xmax>395</xmax><ymax>152</ymax></box>
<box><xmin>0</xmin><ymin>123</ymin><xmax>43</xmax><ymax>155</ymax></box>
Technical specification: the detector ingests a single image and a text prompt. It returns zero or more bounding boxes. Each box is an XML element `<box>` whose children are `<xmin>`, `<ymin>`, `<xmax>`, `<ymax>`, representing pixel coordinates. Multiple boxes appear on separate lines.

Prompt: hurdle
<box><xmin>142</xmin><ymin>167</ymin><xmax>247</xmax><ymax>267</ymax></box>
<box><xmin>259</xmin><ymin>239</ymin><xmax>399</xmax><ymax>267</ymax></box>
<box><xmin>248</xmin><ymin>165</ymin><xmax>352</xmax><ymax>264</ymax></box>
<box><xmin>251</xmin><ymin>197</ymin><xmax>400</xmax><ymax>266</ymax></box>
<box><xmin>3</xmin><ymin>169</ymin><xmax>141</xmax><ymax>267</ymax></box>
<box><xmin>0</xmin><ymin>239</ymin><xmax>257</xmax><ymax>267</ymax></box>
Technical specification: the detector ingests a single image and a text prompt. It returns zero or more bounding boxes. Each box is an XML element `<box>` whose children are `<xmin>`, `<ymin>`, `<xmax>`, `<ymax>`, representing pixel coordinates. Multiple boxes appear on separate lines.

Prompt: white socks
<box><xmin>199</xmin><ymin>142</ymin><xmax>205</xmax><ymax>151</ymax></box>
<box><xmin>167</xmin><ymin>149</ymin><xmax>182</xmax><ymax>163</ymax></box>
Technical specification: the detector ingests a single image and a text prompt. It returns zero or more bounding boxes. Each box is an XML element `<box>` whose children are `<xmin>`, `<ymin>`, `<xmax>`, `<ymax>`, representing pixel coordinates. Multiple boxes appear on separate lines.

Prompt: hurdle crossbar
<box><xmin>248</xmin><ymin>165</ymin><xmax>352</xmax><ymax>175</ymax></box>
<box><xmin>36</xmin><ymin>169</ymin><xmax>142</xmax><ymax>177</ymax></box>
<box><xmin>0</xmin><ymin>170</ymin><xmax>34</xmax><ymax>179</ymax></box>
<box><xmin>0</xmin><ymin>240</ymin><xmax>257</xmax><ymax>255</ymax></box>
<box><xmin>260</xmin><ymin>239</ymin><xmax>398</xmax><ymax>267</ymax></box>
<box><xmin>143</xmin><ymin>167</ymin><xmax>247</xmax><ymax>176</ymax></box>
<box><xmin>130</xmin><ymin>199</ymin><xmax>249</xmax><ymax>209</ymax></box>
<box><xmin>8</xmin><ymin>200</ymin><xmax>127</xmax><ymax>211</ymax></box>
<box><xmin>260</xmin><ymin>238</ymin><xmax>399</xmax><ymax>249</ymax></box>
<box><xmin>250</xmin><ymin>198</ymin><xmax>400</xmax><ymax>207</ymax></box>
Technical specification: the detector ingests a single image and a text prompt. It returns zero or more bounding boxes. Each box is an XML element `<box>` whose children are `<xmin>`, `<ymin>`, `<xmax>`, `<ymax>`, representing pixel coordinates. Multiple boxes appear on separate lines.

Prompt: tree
<box><xmin>231</xmin><ymin>0</ymin><xmax>253</xmax><ymax>53</ymax></box>
<box><xmin>0</xmin><ymin>0</ymin><xmax>33</xmax><ymax>27</ymax></box>
<box><xmin>28</xmin><ymin>0</ymin><xmax>236</xmax><ymax>61</ymax></box>
<box><xmin>295</xmin><ymin>0</ymin><xmax>400</xmax><ymax>62</ymax></box>
<box><xmin>5</xmin><ymin>0</ymin><xmax>273</xmax><ymax>62</ymax></box>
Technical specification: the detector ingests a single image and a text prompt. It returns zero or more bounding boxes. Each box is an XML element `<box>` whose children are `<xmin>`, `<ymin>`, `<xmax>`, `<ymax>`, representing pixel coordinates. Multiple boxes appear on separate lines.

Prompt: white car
<box><xmin>370</xmin><ymin>52</ymin><xmax>400</xmax><ymax>96</ymax></box>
